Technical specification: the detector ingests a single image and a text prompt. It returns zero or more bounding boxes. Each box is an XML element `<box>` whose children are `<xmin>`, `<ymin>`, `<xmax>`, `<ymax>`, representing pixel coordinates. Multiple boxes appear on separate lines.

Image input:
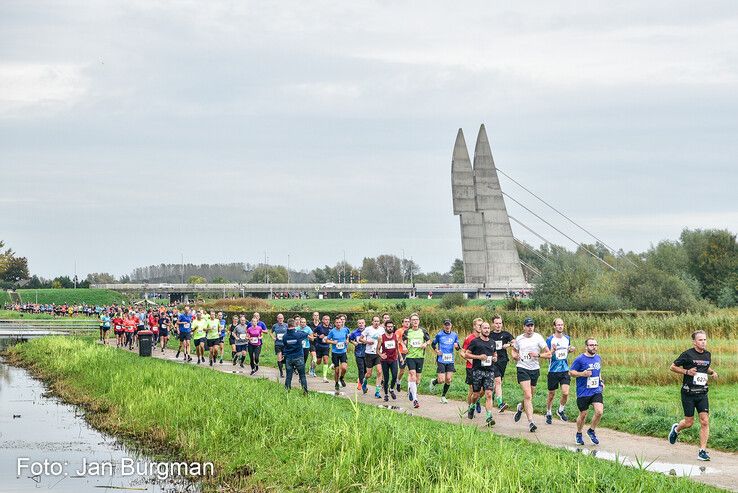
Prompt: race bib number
<box><xmin>250</xmin><ymin>337</ymin><xmax>259</xmax><ymax>344</ymax></box>
<box><xmin>495</xmin><ymin>340</ymin><xmax>503</xmax><ymax>350</ymax></box>
<box><xmin>410</xmin><ymin>340</ymin><xmax>422</xmax><ymax>348</ymax></box>
<box><xmin>277</xmin><ymin>333</ymin><xmax>284</xmax><ymax>341</ymax></box>
<box><xmin>521</xmin><ymin>352</ymin><xmax>531</xmax><ymax>361</ymax></box>
<box><xmin>183</xmin><ymin>323</ymin><xmax>190</xmax><ymax>329</ymax></box>
<box><xmin>693</xmin><ymin>372</ymin><xmax>708</xmax><ymax>386</ymax></box>
<box><xmin>586</xmin><ymin>376</ymin><xmax>600</xmax><ymax>389</ymax></box>
<box><xmin>442</xmin><ymin>353</ymin><xmax>454</xmax><ymax>363</ymax></box>
<box><xmin>384</xmin><ymin>340</ymin><xmax>396</xmax><ymax>350</ymax></box>
<box><xmin>239</xmin><ymin>334</ymin><xmax>246</xmax><ymax>340</ymax></box>
<box><xmin>481</xmin><ymin>356</ymin><xmax>493</xmax><ymax>367</ymax></box>
<box><xmin>335</xmin><ymin>342</ymin><xmax>345</xmax><ymax>350</ymax></box>
<box><xmin>555</xmin><ymin>348</ymin><xmax>568</xmax><ymax>360</ymax></box>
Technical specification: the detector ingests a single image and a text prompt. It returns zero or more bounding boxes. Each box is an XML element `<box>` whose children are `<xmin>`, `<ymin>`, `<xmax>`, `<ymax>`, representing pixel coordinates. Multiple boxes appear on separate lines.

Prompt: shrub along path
<box><xmin>132</xmin><ymin>344</ymin><xmax>738</xmax><ymax>492</ymax></box>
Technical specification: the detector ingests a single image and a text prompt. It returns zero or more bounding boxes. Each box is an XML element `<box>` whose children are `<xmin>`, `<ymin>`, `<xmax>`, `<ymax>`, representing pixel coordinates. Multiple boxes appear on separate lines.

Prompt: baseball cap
<box><xmin>443</xmin><ymin>319</ymin><xmax>452</xmax><ymax>325</ymax></box>
<box><xmin>523</xmin><ymin>317</ymin><xmax>535</xmax><ymax>326</ymax></box>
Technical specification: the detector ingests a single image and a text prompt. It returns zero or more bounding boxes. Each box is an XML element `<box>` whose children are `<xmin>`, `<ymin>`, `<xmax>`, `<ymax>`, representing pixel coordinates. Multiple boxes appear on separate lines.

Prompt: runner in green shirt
<box><xmin>402</xmin><ymin>313</ymin><xmax>430</xmax><ymax>409</ymax></box>
<box><xmin>191</xmin><ymin>311</ymin><xmax>207</xmax><ymax>365</ymax></box>
<box><xmin>206</xmin><ymin>310</ymin><xmax>221</xmax><ymax>367</ymax></box>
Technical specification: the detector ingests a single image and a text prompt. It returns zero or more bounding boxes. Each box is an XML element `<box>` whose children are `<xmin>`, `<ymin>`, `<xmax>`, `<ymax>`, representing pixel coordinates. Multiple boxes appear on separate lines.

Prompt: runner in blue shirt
<box><xmin>569</xmin><ymin>338</ymin><xmax>604</xmax><ymax>445</ymax></box>
<box><xmin>175</xmin><ymin>307</ymin><xmax>193</xmax><ymax>362</ymax></box>
<box><xmin>429</xmin><ymin>320</ymin><xmax>460</xmax><ymax>403</ymax></box>
<box><xmin>545</xmin><ymin>318</ymin><xmax>575</xmax><ymax>424</ymax></box>
<box><xmin>218</xmin><ymin>312</ymin><xmax>226</xmax><ymax>364</ymax></box>
<box><xmin>297</xmin><ymin>318</ymin><xmax>314</xmax><ymax>365</ymax></box>
<box><xmin>349</xmin><ymin>319</ymin><xmax>367</xmax><ymax>391</ymax></box>
<box><xmin>325</xmin><ymin>316</ymin><xmax>350</xmax><ymax>394</ymax></box>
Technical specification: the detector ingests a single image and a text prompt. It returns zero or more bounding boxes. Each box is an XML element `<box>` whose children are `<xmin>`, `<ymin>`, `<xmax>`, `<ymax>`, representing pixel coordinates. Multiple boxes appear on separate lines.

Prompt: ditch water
<box><xmin>0</xmin><ymin>336</ymin><xmax>202</xmax><ymax>493</ymax></box>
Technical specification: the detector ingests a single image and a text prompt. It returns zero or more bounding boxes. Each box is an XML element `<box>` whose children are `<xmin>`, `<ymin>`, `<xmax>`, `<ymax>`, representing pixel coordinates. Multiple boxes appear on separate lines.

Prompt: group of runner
<box><xmin>101</xmin><ymin>307</ymin><xmax>718</xmax><ymax>461</ymax></box>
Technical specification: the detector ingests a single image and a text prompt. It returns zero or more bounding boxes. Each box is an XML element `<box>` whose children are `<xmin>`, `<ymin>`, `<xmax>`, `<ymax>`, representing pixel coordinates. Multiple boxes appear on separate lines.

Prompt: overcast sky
<box><xmin>2</xmin><ymin>1</ymin><xmax>737</xmax><ymax>278</ymax></box>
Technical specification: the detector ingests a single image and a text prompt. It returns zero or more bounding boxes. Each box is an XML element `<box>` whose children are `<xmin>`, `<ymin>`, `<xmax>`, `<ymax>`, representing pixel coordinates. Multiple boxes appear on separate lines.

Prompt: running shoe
<box><xmin>440</xmin><ymin>397</ymin><xmax>448</xmax><ymax>404</ymax></box>
<box><xmin>486</xmin><ymin>415</ymin><xmax>495</xmax><ymax>427</ymax></box>
<box><xmin>413</xmin><ymin>400</ymin><xmax>420</xmax><ymax>409</ymax></box>
<box><xmin>575</xmin><ymin>433</ymin><xmax>585</xmax><ymax>446</ymax></box>
<box><xmin>176</xmin><ymin>351</ymin><xmax>180</xmax><ymax>358</ymax></box>
<box><xmin>329</xmin><ymin>363</ymin><xmax>335</xmax><ymax>370</ymax></box>
<box><xmin>467</xmin><ymin>407</ymin><xmax>475</xmax><ymax>420</ymax></box>
<box><xmin>250</xmin><ymin>369</ymin><xmax>256</xmax><ymax>375</ymax></box>
<box><xmin>396</xmin><ymin>383</ymin><xmax>401</xmax><ymax>392</ymax></box>
<box><xmin>209</xmin><ymin>359</ymin><xmax>213</xmax><ymax>367</ymax></box>
<box><xmin>362</xmin><ymin>381</ymin><xmax>368</xmax><ymax>394</ymax></box>
<box><xmin>428</xmin><ymin>380</ymin><xmax>435</xmax><ymax>392</ymax></box>
<box><xmin>383</xmin><ymin>394</ymin><xmax>389</xmax><ymax>402</ymax></box>
<box><xmin>698</xmin><ymin>449</ymin><xmax>711</xmax><ymax>461</ymax></box>
<box><xmin>498</xmin><ymin>402</ymin><xmax>508</xmax><ymax>413</ymax></box>
<box><xmin>375</xmin><ymin>390</ymin><xmax>382</xmax><ymax>399</ymax></box>
<box><xmin>232</xmin><ymin>358</ymin><xmax>237</xmax><ymax>366</ymax></box>
<box><xmin>219</xmin><ymin>358</ymin><xmax>223</xmax><ymax>364</ymax></box>
<box><xmin>323</xmin><ymin>378</ymin><xmax>329</xmax><ymax>383</ymax></box>
<box><xmin>557</xmin><ymin>409</ymin><xmax>569</xmax><ymax>422</ymax></box>
<box><xmin>545</xmin><ymin>413</ymin><xmax>552</xmax><ymax>425</ymax></box>
<box><xmin>668</xmin><ymin>423</ymin><xmax>679</xmax><ymax>444</ymax></box>
<box><xmin>587</xmin><ymin>428</ymin><xmax>599</xmax><ymax>445</ymax></box>
<box><xmin>529</xmin><ymin>422</ymin><xmax>537</xmax><ymax>433</ymax></box>
<box><xmin>161</xmin><ymin>348</ymin><xmax>165</xmax><ymax>353</ymax></box>
<box><xmin>513</xmin><ymin>403</ymin><xmax>523</xmax><ymax>422</ymax></box>
<box><xmin>357</xmin><ymin>380</ymin><xmax>362</xmax><ymax>390</ymax></box>
<box><xmin>389</xmin><ymin>390</ymin><xmax>396</xmax><ymax>400</ymax></box>
<box><xmin>475</xmin><ymin>401</ymin><xmax>482</xmax><ymax>414</ymax></box>
<box><xmin>339</xmin><ymin>378</ymin><xmax>346</xmax><ymax>388</ymax></box>
<box><xmin>335</xmin><ymin>383</ymin><xmax>340</xmax><ymax>393</ymax></box>
<box><xmin>239</xmin><ymin>362</ymin><xmax>244</xmax><ymax>368</ymax></box>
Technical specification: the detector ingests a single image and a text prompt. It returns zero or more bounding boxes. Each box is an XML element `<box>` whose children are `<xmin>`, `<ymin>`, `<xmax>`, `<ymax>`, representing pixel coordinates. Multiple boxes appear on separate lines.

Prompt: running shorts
<box><xmin>547</xmin><ymin>371</ymin><xmax>571</xmax><ymax>391</ymax></box>
<box><xmin>576</xmin><ymin>392</ymin><xmax>603</xmax><ymax>412</ymax></box>
<box><xmin>159</xmin><ymin>328</ymin><xmax>169</xmax><ymax>337</ymax></box>
<box><xmin>494</xmin><ymin>360</ymin><xmax>508</xmax><ymax>378</ymax></box>
<box><xmin>516</xmin><ymin>367</ymin><xmax>540</xmax><ymax>386</ymax></box>
<box><xmin>436</xmin><ymin>362</ymin><xmax>456</xmax><ymax>374</ymax></box>
<box><xmin>206</xmin><ymin>338</ymin><xmax>220</xmax><ymax>349</ymax></box>
<box><xmin>471</xmin><ymin>369</ymin><xmax>495</xmax><ymax>392</ymax></box>
<box><xmin>316</xmin><ymin>345</ymin><xmax>330</xmax><ymax>359</ymax></box>
<box><xmin>364</xmin><ymin>353</ymin><xmax>381</xmax><ymax>368</ymax></box>
<box><xmin>274</xmin><ymin>344</ymin><xmax>284</xmax><ymax>355</ymax></box>
<box><xmin>406</xmin><ymin>357</ymin><xmax>424</xmax><ymax>373</ymax></box>
<box><xmin>235</xmin><ymin>343</ymin><xmax>248</xmax><ymax>353</ymax></box>
<box><xmin>681</xmin><ymin>391</ymin><xmax>709</xmax><ymax>417</ymax></box>
<box><xmin>195</xmin><ymin>337</ymin><xmax>207</xmax><ymax>347</ymax></box>
<box><xmin>179</xmin><ymin>332</ymin><xmax>191</xmax><ymax>341</ymax></box>
<box><xmin>398</xmin><ymin>354</ymin><xmax>407</xmax><ymax>369</ymax></box>
<box><xmin>331</xmin><ymin>353</ymin><xmax>348</xmax><ymax>366</ymax></box>
<box><xmin>465</xmin><ymin>367</ymin><xmax>474</xmax><ymax>385</ymax></box>
<box><xmin>229</xmin><ymin>335</ymin><xmax>236</xmax><ymax>345</ymax></box>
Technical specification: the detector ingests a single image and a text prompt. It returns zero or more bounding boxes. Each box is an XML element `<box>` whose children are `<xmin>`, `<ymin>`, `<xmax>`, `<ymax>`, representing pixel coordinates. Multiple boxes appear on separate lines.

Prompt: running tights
<box><xmin>381</xmin><ymin>360</ymin><xmax>398</xmax><ymax>395</ymax></box>
<box><xmin>248</xmin><ymin>345</ymin><xmax>261</xmax><ymax>370</ymax></box>
<box><xmin>355</xmin><ymin>356</ymin><xmax>366</xmax><ymax>383</ymax></box>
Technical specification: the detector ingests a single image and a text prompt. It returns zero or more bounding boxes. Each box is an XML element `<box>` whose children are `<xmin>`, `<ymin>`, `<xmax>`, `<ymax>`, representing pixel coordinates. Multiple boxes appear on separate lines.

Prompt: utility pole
<box><xmin>287</xmin><ymin>254</ymin><xmax>291</xmax><ymax>284</ymax></box>
<box><xmin>401</xmin><ymin>249</ymin><xmax>405</xmax><ymax>283</ymax></box>
<box><xmin>180</xmin><ymin>254</ymin><xmax>184</xmax><ymax>284</ymax></box>
<box><xmin>74</xmin><ymin>260</ymin><xmax>77</xmax><ymax>289</ymax></box>
<box><xmin>342</xmin><ymin>250</ymin><xmax>346</xmax><ymax>285</ymax></box>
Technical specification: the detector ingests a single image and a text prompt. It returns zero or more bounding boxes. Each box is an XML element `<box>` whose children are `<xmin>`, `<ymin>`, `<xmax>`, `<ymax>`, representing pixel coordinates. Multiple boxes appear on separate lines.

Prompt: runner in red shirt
<box><xmin>378</xmin><ymin>320</ymin><xmax>399</xmax><ymax>402</ymax></box>
<box><xmin>113</xmin><ymin>313</ymin><xmax>124</xmax><ymax>348</ymax></box>
<box><xmin>123</xmin><ymin>313</ymin><xmax>137</xmax><ymax>350</ymax></box>
<box><xmin>461</xmin><ymin>317</ymin><xmax>484</xmax><ymax>416</ymax></box>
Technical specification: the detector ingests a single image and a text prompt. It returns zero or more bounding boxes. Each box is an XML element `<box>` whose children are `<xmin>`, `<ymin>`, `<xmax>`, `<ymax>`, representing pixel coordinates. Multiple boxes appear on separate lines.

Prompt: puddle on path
<box><xmin>565</xmin><ymin>446</ymin><xmax>720</xmax><ymax>477</ymax></box>
<box><xmin>0</xmin><ymin>341</ymin><xmax>203</xmax><ymax>493</ymax></box>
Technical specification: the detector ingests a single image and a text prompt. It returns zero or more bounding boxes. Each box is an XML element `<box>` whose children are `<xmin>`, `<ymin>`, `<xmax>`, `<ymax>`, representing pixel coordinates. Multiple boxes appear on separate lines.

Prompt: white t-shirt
<box><xmin>362</xmin><ymin>326</ymin><xmax>385</xmax><ymax>355</ymax></box>
<box><xmin>514</xmin><ymin>333</ymin><xmax>548</xmax><ymax>370</ymax></box>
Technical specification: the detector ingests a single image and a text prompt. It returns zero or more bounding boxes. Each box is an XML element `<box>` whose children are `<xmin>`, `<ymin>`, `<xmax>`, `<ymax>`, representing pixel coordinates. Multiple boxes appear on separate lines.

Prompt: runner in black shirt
<box><xmin>464</xmin><ymin>322</ymin><xmax>498</xmax><ymax>427</ymax></box>
<box><xmin>668</xmin><ymin>330</ymin><xmax>718</xmax><ymax>461</ymax></box>
<box><xmin>490</xmin><ymin>315</ymin><xmax>513</xmax><ymax>412</ymax></box>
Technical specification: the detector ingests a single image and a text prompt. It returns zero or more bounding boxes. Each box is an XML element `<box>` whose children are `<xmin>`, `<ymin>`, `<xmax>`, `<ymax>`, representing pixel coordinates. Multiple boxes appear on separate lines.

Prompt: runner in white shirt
<box><xmin>359</xmin><ymin>316</ymin><xmax>385</xmax><ymax>399</ymax></box>
<box><xmin>511</xmin><ymin>317</ymin><xmax>552</xmax><ymax>432</ymax></box>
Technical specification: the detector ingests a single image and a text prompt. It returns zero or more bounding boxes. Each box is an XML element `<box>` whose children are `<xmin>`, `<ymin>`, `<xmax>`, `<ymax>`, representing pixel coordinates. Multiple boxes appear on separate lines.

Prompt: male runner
<box><xmin>429</xmin><ymin>319</ymin><xmax>460</xmax><ymax>403</ymax></box>
<box><xmin>512</xmin><ymin>317</ymin><xmax>551</xmax><ymax>432</ymax></box>
<box><xmin>395</xmin><ymin>317</ymin><xmax>410</xmax><ymax>392</ymax></box>
<box><xmin>158</xmin><ymin>310</ymin><xmax>170</xmax><ymax>352</ymax></box>
<box><xmin>668</xmin><ymin>330</ymin><xmax>718</xmax><ymax>461</ymax></box>
<box><xmin>464</xmin><ymin>321</ymin><xmax>498</xmax><ymax>426</ymax></box>
<box><xmin>99</xmin><ymin>312</ymin><xmax>111</xmax><ymax>344</ymax></box>
<box><xmin>461</xmin><ymin>318</ymin><xmax>484</xmax><ymax>415</ymax></box>
<box><xmin>570</xmin><ymin>338</ymin><xmax>604</xmax><ymax>445</ymax></box>
<box><xmin>403</xmin><ymin>313</ymin><xmax>430</xmax><ymax>409</ymax></box>
<box><xmin>360</xmin><ymin>316</ymin><xmax>385</xmax><ymax>398</ymax></box>
<box><xmin>232</xmin><ymin>316</ymin><xmax>249</xmax><ymax>368</ymax></box>
<box><xmin>545</xmin><ymin>318</ymin><xmax>575</xmax><ymax>424</ymax></box>
<box><xmin>175</xmin><ymin>306</ymin><xmax>192</xmax><ymax>362</ymax></box>
<box><xmin>378</xmin><ymin>320</ymin><xmax>399</xmax><ymax>402</ymax></box>
<box><xmin>271</xmin><ymin>313</ymin><xmax>289</xmax><ymax>378</ymax></box>
<box><xmin>349</xmin><ymin>318</ymin><xmax>367</xmax><ymax>390</ymax></box>
<box><xmin>205</xmin><ymin>310</ymin><xmax>221</xmax><ymax>366</ymax></box>
<box><xmin>217</xmin><ymin>311</ymin><xmax>226</xmax><ymax>363</ymax></box>
<box><xmin>313</xmin><ymin>315</ymin><xmax>333</xmax><ymax>383</ymax></box>
<box><xmin>490</xmin><ymin>315</ymin><xmax>513</xmax><ymax>412</ymax></box>
<box><xmin>307</xmin><ymin>312</ymin><xmax>320</xmax><ymax>377</ymax></box>
<box><xmin>298</xmin><ymin>317</ymin><xmax>314</xmax><ymax>366</ymax></box>
<box><xmin>228</xmin><ymin>315</ymin><xmax>239</xmax><ymax>364</ymax></box>
<box><xmin>325</xmin><ymin>316</ymin><xmax>350</xmax><ymax>394</ymax></box>
<box><xmin>191</xmin><ymin>311</ymin><xmax>207</xmax><ymax>364</ymax></box>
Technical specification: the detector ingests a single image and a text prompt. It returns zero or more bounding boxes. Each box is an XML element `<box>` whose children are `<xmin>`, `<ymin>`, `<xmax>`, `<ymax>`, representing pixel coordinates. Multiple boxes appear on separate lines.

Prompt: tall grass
<box><xmin>8</xmin><ymin>337</ymin><xmax>722</xmax><ymax>493</ymax></box>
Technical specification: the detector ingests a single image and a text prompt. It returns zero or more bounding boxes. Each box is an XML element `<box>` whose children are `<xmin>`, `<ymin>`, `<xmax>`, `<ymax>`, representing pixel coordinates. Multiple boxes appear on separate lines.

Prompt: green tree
<box><xmin>188</xmin><ymin>275</ymin><xmax>207</xmax><ymax>284</ymax></box>
<box><xmin>360</xmin><ymin>257</ymin><xmax>382</xmax><ymax>283</ymax></box>
<box><xmin>85</xmin><ymin>272</ymin><xmax>117</xmax><ymax>284</ymax></box>
<box><xmin>450</xmin><ymin>259</ymin><xmax>464</xmax><ymax>283</ymax></box>
<box><xmin>616</xmin><ymin>263</ymin><xmax>704</xmax><ymax>312</ymax></box>
<box><xmin>1</xmin><ymin>256</ymin><xmax>29</xmax><ymax>282</ymax></box>
<box><xmin>680</xmin><ymin>229</ymin><xmax>738</xmax><ymax>302</ymax></box>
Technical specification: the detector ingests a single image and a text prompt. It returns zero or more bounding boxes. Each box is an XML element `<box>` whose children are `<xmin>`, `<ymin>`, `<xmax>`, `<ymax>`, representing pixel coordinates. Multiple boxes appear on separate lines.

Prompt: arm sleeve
<box><xmin>570</xmin><ymin>358</ymin><xmax>581</xmax><ymax>372</ymax></box>
<box><xmin>673</xmin><ymin>351</ymin><xmax>688</xmax><ymax>367</ymax></box>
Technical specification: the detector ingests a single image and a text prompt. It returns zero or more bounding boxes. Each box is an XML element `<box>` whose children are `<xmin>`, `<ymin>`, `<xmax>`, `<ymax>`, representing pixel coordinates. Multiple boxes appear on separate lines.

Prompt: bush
<box><xmin>439</xmin><ymin>292</ymin><xmax>467</xmax><ymax>309</ymax></box>
<box><xmin>616</xmin><ymin>265</ymin><xmax>704</xmax><ymax>312</ymax></box>
<box><xmin>717</xmin><ymin>285</ymin><xmax>737</xmax><ymax>308</ymax></box>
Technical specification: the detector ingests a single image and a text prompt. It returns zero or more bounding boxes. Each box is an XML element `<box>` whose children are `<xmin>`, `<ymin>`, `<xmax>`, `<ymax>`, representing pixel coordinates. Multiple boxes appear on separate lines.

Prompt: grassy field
<box><xmin>165</xmin><ymin>332</ymin><xmax>738</xmax><ymax>451</ymax></box>
<box><xmin>7</xmin><ymin>337</ymin><xmax>723</xmax><ymax>493</ymax></box>
<box><xmin>10</xmin><ymin>288</ymin><xmax>130</xmax><ymax>306</ymax></box>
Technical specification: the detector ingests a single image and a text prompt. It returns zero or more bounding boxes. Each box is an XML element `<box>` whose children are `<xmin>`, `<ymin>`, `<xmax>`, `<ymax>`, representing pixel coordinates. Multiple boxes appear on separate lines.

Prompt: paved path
<box><xmin>125</xmin><ymin>345</ymin><xmax>738</xmax><ymax>491</ymax></box>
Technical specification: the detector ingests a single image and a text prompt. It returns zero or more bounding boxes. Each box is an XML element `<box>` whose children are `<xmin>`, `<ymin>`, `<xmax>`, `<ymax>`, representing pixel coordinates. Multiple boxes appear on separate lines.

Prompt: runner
<box><xmin>325</xmin><ymin>316</ymin><xmax>350</xmax><ymax>394</ymax></box>
<box><xmin>228</xmin><ymin>315</ymin><xmax>239</xmax><ymax>364</ymax></box>
<box><xmin>283</xmin><ymin>318</ymin><xmax>309</xmax><ymax>394</ymax></box>
<box><xmin>512</xmin><ymin>317</ymin><xmax>551</xmax><ymax>432</ymax></box>
<box><xmin>149</xmin><ymin>311</ymin><xmax>159</xmax><ymax>348</ymax></box>
<box><xmin>403</xmin><ymin>313</ymin><xmax>430</xmax><ymax>409</ymax></box>
<box><xmin>490</xmin><ymin>315</ymin><xmax>513</xmax><ymax>412</ymax></box>
<box><xmin>349</xmin><ymin>318</ymin><xmax>367</xmax><ymax>390</ymax></box>
<box><xmin>461</xmin><ymin>318</ymin><xmax>484</xmax><ymax>415</ymax></box>
<box><xmin>545</xmin><ymin>318</ymin><xmax>575</xmax><ymax>424</ymax></box>
<box><xmin>246</xmin><ymin>316</ymin><xmax>266</xmax><ymax>375</ymax></box>
<box><xmin>395</xmin><ymin>317</ymin><xmax>410</xmax><ymax>392</ymax></box>
<box><xmin>232</xmin><ymin>315</ymin><xmax>249</xmax><ymax>368</ymax></box>
<box><xmin>123</xmin><ymin>311</ymin><xmax>137</xmax><ymax>350</ymax></box>
<box><xmin>298</xmin><ymin>317</ymin><xmax>314</xmax><ymax>366</ymax></box>
<box><xmin>206</xmin><ymin>310</ymin><xmax>221</xmax><ymax>366</ymax></box>
<box><xmin>313</xmin><ymin>315</ymin><xmax>333</xmax><ymax>383</ymax></box>
<box><xmin>113</xmin><ymin>311</ymin><xmax>124</xmax><ymax>348</ymax></box>
<box><xmin>464</xmin><ymin>321</ymin><xmax>497</xmax><ymax>426</ymax></box>
<box><xmin>271</xmin><ymin>313</ymin><xmax>288</xmax><ymax>378</ymax></box>
<box><xmin>99</xmin><ymin>311</ymin><xmax>111</xmax><ymax>344</ymax></box>
<box><xmin>359</xmin><ymin>316</ymin><xmax>385</xmax><ymax>398</ymax></box>
<box><xmin>378</xmin><ymin>320</ymin><xmax>399</xmax><ymax>402</ymax></box>
<box><xmin>668</xmin><ymin>330</ymin><xmax>718</xmax><ymax>461</ymax></box>
<box><xmin>158</xmin><ymin>310</ymin><xmax>171</xmax><ymax>352</ymax></box>
<box><xmin>175</xmin><ymin>306</ymin><xmax>193</xmax><ymax>362</ymax></box>
<box><xmin>429</xmin><ymin>319</ymin><xmax>460</xmax><ymax>403</ymax></box>
<box><xmin>569</xmin><ymin>338</ymin><xmax>604</xmax><ymax>445</ymax></box>
<box><xmin>217</xmin><ymin>311</ymin><xmax>226</xmax><ymax>364</ymax></box>
<box><xmin>307</xmin><ymin>312</ymin><xmax>321</xmax><ymax>377</ymax></box>
<box><xmin>191</xmin><ymin>311</ymin><xmax>208</xmax><ymax>364</ymax></box>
